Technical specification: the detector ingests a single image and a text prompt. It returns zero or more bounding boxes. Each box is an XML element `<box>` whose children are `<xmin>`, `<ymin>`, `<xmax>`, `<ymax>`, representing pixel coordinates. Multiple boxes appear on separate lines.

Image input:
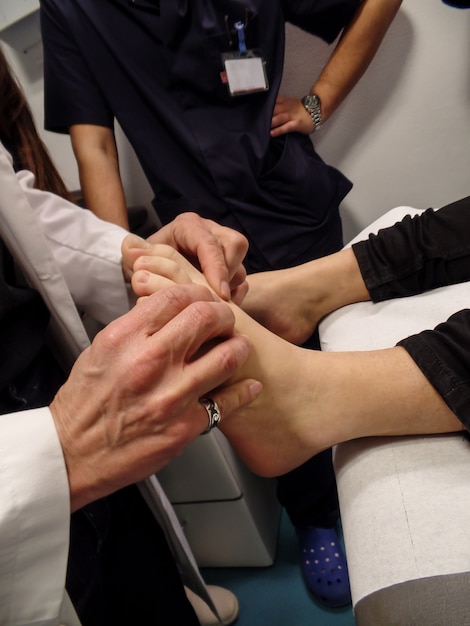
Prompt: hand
<box><xmin>129</xmin><ymin>244</ymin><xmax>318</xmax><ymax>345</ymax></box>
<box><xmin>131</xmin><ymin>247</ymin><xmax>317</xmax><ymax>345</ymax></box>
<box><xmin>127</xmin><ymin>247</ymin><xmax>323</xmax><ymax>477</ymax></box>
<box><xmin>270</xmin><ymin>96</ymin><xmax>314</xmax><ymax>137</ymax></box>
<box><xmin>50</xmin><ymin>283</ymin><xmax>260</xmax><ymax>511</ymax></box>
<box><xmin>122</xmin><ymin>213</ymin><xmax>249</xmax><ymax>304</ymax></box>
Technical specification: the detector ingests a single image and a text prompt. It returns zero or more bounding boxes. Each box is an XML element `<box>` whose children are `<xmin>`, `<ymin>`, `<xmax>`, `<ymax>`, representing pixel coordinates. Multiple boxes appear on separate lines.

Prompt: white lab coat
<box><xmin>0</xmin><ymin>143</ymin><xmax>214</xmax><ymax>625</ymax></box>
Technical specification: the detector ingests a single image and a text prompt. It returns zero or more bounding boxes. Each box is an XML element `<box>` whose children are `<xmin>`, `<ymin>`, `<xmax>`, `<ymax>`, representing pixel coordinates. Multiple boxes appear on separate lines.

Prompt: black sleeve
<box><xmin>281</xmin><ymin>0</ymin><xmax>361</xmax><ymax>43</ymax></box>
<box><xmin>352</xmin><ymin>196</ymin><xmax>470</xmax><ymax>302</ymax></box>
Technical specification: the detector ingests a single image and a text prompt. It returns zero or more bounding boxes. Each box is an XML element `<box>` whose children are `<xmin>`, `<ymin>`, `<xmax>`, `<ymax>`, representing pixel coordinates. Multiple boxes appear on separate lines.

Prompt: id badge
<box><xmin>221</xmin><ymin>49</ymin><xmax>269</xmax><ymax>97</ymax></box>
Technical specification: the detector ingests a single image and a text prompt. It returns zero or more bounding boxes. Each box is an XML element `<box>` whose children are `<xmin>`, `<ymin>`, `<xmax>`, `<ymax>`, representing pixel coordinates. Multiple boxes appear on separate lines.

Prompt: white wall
<box><xmin>282</xmin><ymin>0</ymin><xmax>470</xmax><ymax>240</ymax></box>
<box><xmin>1</xmin><ymin>2</ymin><xmax>469</xmax><ymax>241</ymax></box>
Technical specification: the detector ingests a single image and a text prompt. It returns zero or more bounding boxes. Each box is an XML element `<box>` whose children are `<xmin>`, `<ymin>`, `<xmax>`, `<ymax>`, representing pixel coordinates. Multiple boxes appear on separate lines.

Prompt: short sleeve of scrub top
<box><xmin>41</xmin><ymin>0</ymin><xmax>114</xmax><ymax>133</ymax></box>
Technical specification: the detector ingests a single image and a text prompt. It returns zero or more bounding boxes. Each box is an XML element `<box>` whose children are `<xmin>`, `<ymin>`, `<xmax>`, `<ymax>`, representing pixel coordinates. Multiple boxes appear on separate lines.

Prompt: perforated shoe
<box><xmin>296</xmin><ymin>525</ymin><xmax>352</xmax><ymax>608</ymax></box>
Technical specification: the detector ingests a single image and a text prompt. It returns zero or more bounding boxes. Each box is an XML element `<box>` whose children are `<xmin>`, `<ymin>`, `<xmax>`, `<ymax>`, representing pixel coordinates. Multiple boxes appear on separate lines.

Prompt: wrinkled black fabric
<box><xmin>352</xmin><ymin>197</ymin><xmax>470</xmax><ymax>302</ymax></box>
<box><xmin>352</xmin><ymin>196</ymin><xmax>470</xmax><ymax>430</ymax></box>
<box><xmin>398</xmin><ymin>310</ymin><xmax>470</xmax><ymax>431</ymax></box>
<box><xmin>67</xmin><ymin>485</ymin><xmax>199</xmax><ymax>626</ymax></box>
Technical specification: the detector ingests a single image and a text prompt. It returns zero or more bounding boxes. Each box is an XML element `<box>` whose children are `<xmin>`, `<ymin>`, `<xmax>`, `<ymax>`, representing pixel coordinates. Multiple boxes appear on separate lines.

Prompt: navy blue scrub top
<box><xmin>41</xmin><ymin>0</ymin><xmax>358</xmax><ymax>271</ymax></box>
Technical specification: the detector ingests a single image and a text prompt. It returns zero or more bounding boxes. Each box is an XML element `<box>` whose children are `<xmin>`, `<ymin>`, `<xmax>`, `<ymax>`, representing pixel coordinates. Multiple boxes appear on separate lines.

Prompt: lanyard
<box><xmin>234</xmin><ymin>21</ymin><xmax>247</xmax><ymax>55</ymax></box>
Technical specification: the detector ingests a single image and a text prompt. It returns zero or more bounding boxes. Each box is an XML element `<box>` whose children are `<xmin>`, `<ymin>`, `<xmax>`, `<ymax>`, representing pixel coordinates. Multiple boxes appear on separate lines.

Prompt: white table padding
<box><xmin>319</xmin><ymin>206</ymin><xmax>470</xmax><ymax>606</ymax></box>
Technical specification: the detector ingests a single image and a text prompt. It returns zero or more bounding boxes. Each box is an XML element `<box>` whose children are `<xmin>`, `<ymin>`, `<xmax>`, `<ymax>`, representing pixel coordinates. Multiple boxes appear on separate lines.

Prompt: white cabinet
<box><xmin>157</xmin><ymin>430</ymin><xmax>281</xmax><ymax>567</ymax></box>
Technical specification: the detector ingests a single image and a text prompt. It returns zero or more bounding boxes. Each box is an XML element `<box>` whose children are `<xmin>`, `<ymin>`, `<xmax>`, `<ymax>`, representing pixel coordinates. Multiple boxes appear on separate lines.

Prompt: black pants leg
<box><xmin>66</xmin><ymin>484</ymin><xmax>199</xmax><ymax>626</ymax></box>
<box><xmin>276</xmin><ymin>450</ymin><xmax>339</xmax><ymax>528</ymax></box>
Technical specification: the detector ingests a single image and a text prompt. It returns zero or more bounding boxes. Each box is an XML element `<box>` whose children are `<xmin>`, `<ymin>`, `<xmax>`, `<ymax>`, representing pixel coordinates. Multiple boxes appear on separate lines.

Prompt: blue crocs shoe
<box><xmin>296</xmin><ymin>525</ymin><xmax>352</xmax><ymax>608</ymax></box>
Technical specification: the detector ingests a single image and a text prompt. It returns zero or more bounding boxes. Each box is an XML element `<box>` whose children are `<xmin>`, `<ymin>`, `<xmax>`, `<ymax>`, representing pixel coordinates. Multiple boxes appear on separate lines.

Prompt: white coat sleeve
<box><xmin>0</xmin><ymin>407</ymin><xmax>70</xmax><ymax>625</ymax></box>
<box><xmin>15</xmin><ymin>162</ymin><xmax>134</xmax><ymax>325</ymax></box>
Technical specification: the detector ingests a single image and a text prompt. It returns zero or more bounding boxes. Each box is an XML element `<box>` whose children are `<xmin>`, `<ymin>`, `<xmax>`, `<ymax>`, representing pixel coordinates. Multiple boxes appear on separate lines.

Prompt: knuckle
<box><xmin>94</xmin><ymin>318</ymin><xmax>126</xmax><ymax>351</ymax></box>
<box><xmin>217</xmin><ymin>340</ymin><xmax>246</xmax><ymax>377</ymax></box>
<box><xmin>178</xmin><ymin>211</ymin><xmax>197</xmax><ymax>223</ymax></box>
<box><xmin>188</xmin><ymin>303</ymin><xmax>215</xmax><ymax>331</ymax></box>
<box><xmin>160</xmin><ymin>284</ymin><xmax>193</xmax><ymax>310</ymax></box>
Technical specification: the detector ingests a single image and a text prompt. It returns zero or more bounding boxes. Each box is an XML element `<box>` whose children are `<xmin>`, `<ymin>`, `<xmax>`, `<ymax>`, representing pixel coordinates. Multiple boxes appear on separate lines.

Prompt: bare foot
<box><xmin>243</xmin><ymin>250</ymin><xmax>370</xmax><ymax>345</ymax></box>
<box><xmin>218</xmin><ymin>315</ymin><xmax>329</xmax><ymax>477</ymax></box>
<box><xmin>243</xmin><ymin>268</ymin><xmax>321</xmax><ymax>345</ymax></box>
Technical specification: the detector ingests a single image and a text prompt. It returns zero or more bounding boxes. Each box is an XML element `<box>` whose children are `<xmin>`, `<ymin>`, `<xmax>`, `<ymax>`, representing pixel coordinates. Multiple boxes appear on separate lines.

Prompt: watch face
<box><xmin>303</xmin><ymin>94</ymin><xmax>320</xmax><ymax>108</ymax></box>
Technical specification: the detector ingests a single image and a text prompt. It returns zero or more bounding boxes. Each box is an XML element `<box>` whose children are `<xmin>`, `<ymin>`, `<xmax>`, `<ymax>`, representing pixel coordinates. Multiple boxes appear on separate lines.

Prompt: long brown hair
<box><xmin>0</xmin><ymin>46</ymin><xmax>70</xmax><ymax>199</ymax></box>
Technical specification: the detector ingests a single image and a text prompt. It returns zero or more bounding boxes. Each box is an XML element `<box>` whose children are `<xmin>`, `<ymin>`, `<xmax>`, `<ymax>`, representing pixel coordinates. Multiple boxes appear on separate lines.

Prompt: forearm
<box><xmin>70</xmin><ymin>124</ymin><xmax>129</xmax><ymax>229</ymax></box>
<box><xmin>312</xmin><ymin>0</ymin><xmax>402</xmax><ymax>121</ymax></box>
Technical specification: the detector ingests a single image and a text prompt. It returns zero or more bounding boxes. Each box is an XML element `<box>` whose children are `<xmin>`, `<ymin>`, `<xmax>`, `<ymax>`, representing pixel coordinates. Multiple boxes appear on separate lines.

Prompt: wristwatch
<box><xmin>301</xmin><ymin>93</ymin><xmax>323</xmax><ymax>133</ymax></box>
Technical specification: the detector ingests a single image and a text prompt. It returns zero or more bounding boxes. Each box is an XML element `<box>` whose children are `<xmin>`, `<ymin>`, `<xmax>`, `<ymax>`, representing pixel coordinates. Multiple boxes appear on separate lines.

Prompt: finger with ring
<box><xmin>199</xmin><ymin>396</ymin><xmax>222</xmax><ymax>434</ymax></box>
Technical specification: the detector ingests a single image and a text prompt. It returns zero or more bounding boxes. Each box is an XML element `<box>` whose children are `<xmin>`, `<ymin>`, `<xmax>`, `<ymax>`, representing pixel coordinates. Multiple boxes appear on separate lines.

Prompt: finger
<box><xmin>207</xmin><ymin>378</ymin><xmax>262</xmax><ymax>425</ymax></box>
<box><xmin>271</xmin><ymin>112</ymin><xmax>288</xmax><ymax>129</ymax></box>
<box><xmin>149</xmin><ymin>214</ymin><xmax>248</xmax><ymax>301</ymax></box>
<box><xmin>189</xmin><ymin>221</ymin><xmax>247</xmax><ymax>301</ymax></box>
<box><xmin>147</xmin><ymin>213</ymin><xmax>231</xmax><ymax>294</ymax></box>
<box><xmin>179</xmin><ymin>332</ymin><xmax>254</xmax><ymax>398</ymax></box>
<box><xmin>229</xmin><ymin>264</ymin><xmax>247</xmax><ymax>288</ymax></box>
<box><xmin>155</xmin><ymin>299</ymin><xmax>240</xmax><ymax>364</ymax></box>
<box><xmin>113</xmin><ymin>283</ymin><xmax>218</xmax><ymax>340</ymax></box>
<box><xmin>203</xmin><ymin>219</ymin><xmax>248</xmax><ymax>280</ymax></box>
<box><xmin>230</xmin><ymin>279</ymin><xmax>249</xmax><ymax>306</ymax></box>
<box><xmin>270</xmin><ymin>123</ymin><xmax>292</xmax><ymax>137</ymax></box>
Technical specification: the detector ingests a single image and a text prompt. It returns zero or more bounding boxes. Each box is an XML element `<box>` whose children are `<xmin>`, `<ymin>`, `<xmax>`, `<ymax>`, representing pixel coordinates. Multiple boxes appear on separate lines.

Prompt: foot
<box><xmin>243</xmin><ymin>268</ymin><xmax>320</xmax><ymax>345</ymax></box>
<box><xmin>296</xmin><ymin>525</ymin><xmax>352</xmax><ymax>608</ymax></box>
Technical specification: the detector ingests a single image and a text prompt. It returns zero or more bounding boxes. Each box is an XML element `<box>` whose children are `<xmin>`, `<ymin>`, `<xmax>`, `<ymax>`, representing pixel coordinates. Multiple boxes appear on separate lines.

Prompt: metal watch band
<box><xmin>301</xmin><ymin>93</ymin><xmax>323</xmax><ymax>133</ymax></box>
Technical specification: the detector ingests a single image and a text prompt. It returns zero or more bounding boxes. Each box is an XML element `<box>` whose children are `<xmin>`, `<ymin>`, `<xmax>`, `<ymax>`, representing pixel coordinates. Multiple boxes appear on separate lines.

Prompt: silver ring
<box><xmin>199</xmin><ymin>397</ymin><xmax>221</xmax><ymax>435</ymax></box>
